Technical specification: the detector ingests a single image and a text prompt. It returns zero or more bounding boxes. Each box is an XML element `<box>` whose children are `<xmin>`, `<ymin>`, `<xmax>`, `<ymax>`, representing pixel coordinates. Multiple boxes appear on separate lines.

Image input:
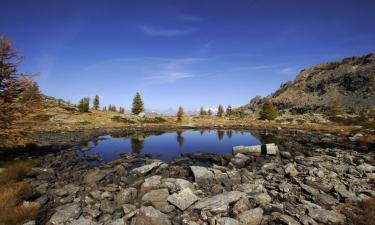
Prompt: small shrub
<box><xmin>32</xmin><ymin>114</ymin><xmax>53</xmax><ymax>121</ymax></box>
<box><xmin>260</xmin><ymin>100</ymin><xmax>278</xmax><ymax>120</ymax></box>
<box><xmin>143</xmin><ymin>117</ymin><xmax>167</xmax><ymax>123</ymax></box>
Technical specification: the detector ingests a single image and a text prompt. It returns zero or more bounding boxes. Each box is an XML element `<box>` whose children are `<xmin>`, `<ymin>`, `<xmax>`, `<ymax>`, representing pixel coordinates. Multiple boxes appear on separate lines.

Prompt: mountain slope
<box><xmin>243</xmin><ymin>52</ymin><xmax>375</xmax><ymax>114</ymax></box>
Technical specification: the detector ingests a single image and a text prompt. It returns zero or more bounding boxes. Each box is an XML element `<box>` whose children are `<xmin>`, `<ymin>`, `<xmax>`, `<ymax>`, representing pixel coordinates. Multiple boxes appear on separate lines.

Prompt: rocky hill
<box><xmin>242</xmin><ymin>52</ymin><xmax>375</xmax><ymax>114</ymax></box>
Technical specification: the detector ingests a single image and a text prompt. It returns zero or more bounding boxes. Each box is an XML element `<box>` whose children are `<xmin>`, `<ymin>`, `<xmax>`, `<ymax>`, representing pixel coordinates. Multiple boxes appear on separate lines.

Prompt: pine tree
<box><xmin>199</xmin><ymin>106</ymin><xmax>207</xmax><ymax>116</ymax></box>
<box><xmin>78</xmin><ymin>97</ymin><xmax>90</xmax><ymax>112</ymax></box>
<box><xmin>0</xmin><ymin>35</ymin><xmax>33</xmax><ymax>128</ymax></box>
<box><xmin>207</xmin><ymin>109</ymin><xmax>212</xmax><ymax>116</ymax></box>
<box><xmin>119</xmin><ymin>107</ymin><xmax>125</xmax><ymax>114</ymax></box>
<box><xmin>177</xmin><ymin>106</ymin><xmax>184</xmax><ymax>122</ymax></box>
<box><xmin>102</xmin><ymin>106</ymin><xmax>107</xmax><ymax>111</ymax></box>
<box><xmin>217</xmin><ymin>105</ymin><xmax>224</xmax><ymax>117</ymax></box>
<box><xmin>132</xmin><ymin>92</ymin><xmax>144</xmax><ymax>115</ymax></box>
<box><xmin>260</xmin><ymin>99</ymin><xmax>278</xmax><ymax>120</ymax></box>
<box><xmin>226</xmin><ymin>105</ymin><xmax>232</xmax><ymax>116</ymax></box>
<box><xmin>93</xmin><ymin>95</ymin><xmax>100</xmax><ymax>110</ymax></box>
<box><xmin>20</xmin><ymin>81</ymin><xmax>41</xmax><ymax>104</ymax></box>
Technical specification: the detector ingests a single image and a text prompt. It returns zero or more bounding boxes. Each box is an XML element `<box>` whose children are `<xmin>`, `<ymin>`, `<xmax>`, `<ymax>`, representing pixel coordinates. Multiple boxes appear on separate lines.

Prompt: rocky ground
<box><xmin>16</xmin><ymin>130</ymin><xmax>375</xmax><ymax>225</ymax></box>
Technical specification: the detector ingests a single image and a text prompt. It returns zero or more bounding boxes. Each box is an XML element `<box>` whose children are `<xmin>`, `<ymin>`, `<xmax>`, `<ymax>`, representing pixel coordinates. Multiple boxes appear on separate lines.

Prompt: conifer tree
<box><xmin>260</xmin><ymin>99</ymin><xmax>278</xmax><ymax>120</ymax></box>
<box><xmin>217</xmin><ymin>105</ymin><xmax>224</xmax><ymax>117</ymax></box>
<box><xmin>177</xmin><ymin>106</ymin><xmax>184</xmax><ymax>122</ymax></box>
<box><xmin>20</xmin><ymin>81</ymin><xmax>41</xmax><ymax>104</ymax></box>
<box><xmin>132</xmin><ymin>92</ymin><xmax>144</xmax><ymax>115</ymax></box>
<box><xmin>0</xmin><ymin>35</ymin><xmax>33</xmax><ymax>128</ymax></box>
<box><xmin>119</xmin><ymin>107</ymin><xmax>125</xmax><ymax>114</ymax></box>
<box><xmin>78</xmin><ymin>97</ymin><xmax>90</xmax><ymax>112</ymax></box>
<box><xmin>102</xmin><ymin>106</ymin><xmax>107</xmax><ymax>111</ymax></box>
<box><xmin>93</xmin><ymin>95</ymin><xmax>100</xmax><ymax>110</ymax></box>
<box><xmin>226</xmin><ymin>105</ymin><xmax>232</xmax><ymax>116</ymax></box>
<box><xmin>207</xmin><ymin>109</ymin><xmax>212</xmax><ymax>116</ymax></box>
<box><xmin>199</xmin><ymin>106</ymin><xmax>207</xmax><ymax>116</ymax></box>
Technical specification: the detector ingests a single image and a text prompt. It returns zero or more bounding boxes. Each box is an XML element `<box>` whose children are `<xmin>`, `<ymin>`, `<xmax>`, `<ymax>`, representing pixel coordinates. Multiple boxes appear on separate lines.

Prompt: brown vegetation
<box><xmin>0</xmin><ymin>160</ymin><xmax>39</xmax><ymax>225</ymax></box>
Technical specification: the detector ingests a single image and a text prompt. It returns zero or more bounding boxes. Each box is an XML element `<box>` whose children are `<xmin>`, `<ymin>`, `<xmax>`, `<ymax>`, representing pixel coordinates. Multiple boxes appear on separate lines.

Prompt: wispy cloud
<box><xmin>280</xmin><ymin>67</ymin><xmax>294</xmax><ymax>75</ymax></box>
<box><xmin>83</xmin><ymin>57</ymin><xmax>210</xmax><ymax>85</ymax></box>
<box><xmin>138</xmin><ymin>25</ymin><xmax>197</xmax><ymax>37</ymax></box>
<box><xmin>234</xmin><ymin>65</ymin><xmax>276</xmax><ymax>71</ymax></box>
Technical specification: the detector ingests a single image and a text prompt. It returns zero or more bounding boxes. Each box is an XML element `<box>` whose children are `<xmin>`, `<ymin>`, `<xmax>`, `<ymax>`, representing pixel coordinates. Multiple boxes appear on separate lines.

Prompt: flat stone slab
<box><xmin>192</xmin><ymin>191</ymin><xmax>247</xmax><ymax>213</ymax></box>
<box><xmin>131</xmin><ymin>161</ymin><xmax>163</xmax><ymax>175</ymax></box>
<box><xmin>232</xmin><ymin>145</ymin><xmax>262</xmax><ymax>154</ymax></box>
<box><xmin>167</xmin><ymin>188</ymin><xmax>199</xmax><ymax>211</ymax></box>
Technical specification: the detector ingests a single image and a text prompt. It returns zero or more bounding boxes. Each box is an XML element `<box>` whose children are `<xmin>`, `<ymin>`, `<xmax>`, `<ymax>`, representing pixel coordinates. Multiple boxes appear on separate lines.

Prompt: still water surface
<box><xmin>77</xmin><ymin>130</ymin><xmax>263</xmax><ymax>163</ymax></box>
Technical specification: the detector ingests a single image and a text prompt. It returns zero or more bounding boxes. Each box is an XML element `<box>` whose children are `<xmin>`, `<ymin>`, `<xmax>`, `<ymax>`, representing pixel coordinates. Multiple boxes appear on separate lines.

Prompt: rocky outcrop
<box><xmin>241</xmin><ymin>52</ymin><xmax>375</xmax><ymax>114</ymax></box>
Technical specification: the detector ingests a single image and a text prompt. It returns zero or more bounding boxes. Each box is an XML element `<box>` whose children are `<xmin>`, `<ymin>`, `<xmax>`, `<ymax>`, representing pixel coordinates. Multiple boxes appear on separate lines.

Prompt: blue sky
<box><xmin>1</xmin><ymin>0</ymin><xmax>375</xmax><ymax>112</ymax></box>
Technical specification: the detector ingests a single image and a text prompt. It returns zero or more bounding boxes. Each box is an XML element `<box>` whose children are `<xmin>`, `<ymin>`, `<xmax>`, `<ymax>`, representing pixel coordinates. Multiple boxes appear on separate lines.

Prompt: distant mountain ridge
<box><xmin>241</xmin><ymin>52</ymin><xmax>375</xmax><ymax>114</ymax></box>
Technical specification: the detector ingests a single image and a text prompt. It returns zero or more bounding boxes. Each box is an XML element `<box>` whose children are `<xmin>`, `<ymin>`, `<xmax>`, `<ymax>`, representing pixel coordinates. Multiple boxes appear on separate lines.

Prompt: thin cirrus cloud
<box><xmin>83</xmin><ymin>57</ymin><xmax>210</xmax><ymax>85</ymax></box>
<box><xmin>138</xmin><ymin>25</ymin><xmax>197</xmax><ymax>37</ymax></box>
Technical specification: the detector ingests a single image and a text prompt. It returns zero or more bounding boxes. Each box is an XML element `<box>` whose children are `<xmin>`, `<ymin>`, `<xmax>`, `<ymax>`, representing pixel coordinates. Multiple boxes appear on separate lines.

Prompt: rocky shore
<box><xmin>17</xmin><ymin>131</ymin><xmax>375</xmax><ymax>225</ymax></box>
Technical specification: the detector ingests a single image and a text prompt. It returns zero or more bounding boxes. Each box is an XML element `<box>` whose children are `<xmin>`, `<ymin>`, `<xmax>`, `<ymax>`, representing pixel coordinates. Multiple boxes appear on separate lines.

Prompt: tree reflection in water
<box><xmin>176</xmin><ymin>131</ymin><xmax>184</xmax><ymax>147</ymax></box>
<box><xmin>131</xmin><ymin>137</ymin><xmax>144</xmax><ymax>154</ymax></box>
<box><xmin>217</xmin><ymin>130</ymin><xmax>224</xmax><ymax>140</ymax></box>
<box><xmin>226</xmin><ymin>130</ymin><xmax>232</xmax><ymax>139</ymax></box>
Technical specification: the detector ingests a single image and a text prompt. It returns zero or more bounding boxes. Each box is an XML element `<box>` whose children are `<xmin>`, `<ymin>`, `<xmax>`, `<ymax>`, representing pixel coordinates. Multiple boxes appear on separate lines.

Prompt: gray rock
<box><xmin>265</xmin><ymin>143</ymin><xmax>279</xmax><ymax>155</ymax></box>
<box><xmin>122</xmin><ymin>204</ymin><xmax>137</xmax><ymax>214</ymax></box>
<box><xmin>233</xmin><ymin>182</ymin><xmax>266</xmax><ymax>194</ymax></box>
<box><xmin>100</xmin><ymin>200</ymin><xmax>117</xmax><ymax>214</ymax></box>
<box><xmin>357</xmin><ymin>163</ymin><xmax>375</xmax><ymax>173</ymax></box>
<box><xmin>131</xmin><ymin>161</ymin><xmax>163</xmax><ymax>175</ymax></box>
<box><xmin>308</xmin><ymin>208</ymin><xmax>346</xmax><ymax>224</ymax></box>
<box><xmin>217</xmin><ymin>217</ymin><xmax>240</xmax><ymax>225</ymax></box>
<box><xmin>161</xmin><ymin>178</ymin><xmax>195</xmax><ymax>192</ymax></box>
<box><xmin>142</xmin><ymin>188</ymin><xmax>169</xmax><ymax>209</ymax></box>
<box><xmin>140</xmin><ymin>175</ymin><xmax>162</xmax><ymax>195</ymax></box>
<box><xmin>237</xmin><ymin>208</ymin><xmax>263</xmax><ymax>225</ymax></box>
<box><xmin>272</xmin><ymin>212</ymin><xmax>300</xmax><ymax>225</ymax></box>
<box><xmin>254</xmin><ymin>192</ymin><xmax>272</xmax><ymax>205</ymax></box>
<box><xmin>115</xmin><ymin>188</ymin><xmax>137</xmax><ymax>204</ymax></box>
<box><xmin>49</xmin><ymin>203</ymin><xmax>82</xmax><ymax>225</ymax></box>
<box><xmin>135</xmin><ymin>206</ymin><xmax>171</xmax><ymax>225</ymax></box>
<box><xmin>67</xmin><ymin>216</ymin><xmax>98</xmax><ymax>225</ymax></box>
<box><xmin>334</xmin><ymin>184</ymin><xmax>356</xmax><ymax>199</ymax></box>
<box><xmin>280</xmin><ymin>151</ymin><xmax>292</xmax><ymax>159</ymax></box>
<box><xmin>193</xmin><ymin>191</ymin><xmax>247</xmax><ymax>213</ymax></box>
<box><xmin>285</xmin><ymin>163</ymin><xmax>299</xmax><ymax>177</ymax></box>
<box><xmin>84</xmin><ymin>169</ymin><xmax>113</xmax><ymax>184</ymax></box>
<box><xmin>111</xmin><ymin>218</ymin><xmax>126</xmax><ymax>225</ymax></box>
<box><xmin>138</xmin><ymin>112</ymin><xmax>146</xmax><ymax>118</ymax></box>
<box><xmin>167</xmin><ymin>188</ymin><xmax>199</xmax><ymax>210</ymax></box>
<box><xmin>300</xmin><ymin>183</ymin><xmax>319</xmax><ymax>196</ymax></box>
<box><xmin>232</xmin><ymin>145</ymin><xmax>262</xmax><ymax>154</ymax></box>
<box><xmin>22</xmin><ymin>221</ymin><xmax>36</xmax><ymax>225</ymax></box>
<box><xmin>190</xmin><ymin>166</ymin><xmax>214</xmax><ymax>185</ymax></box>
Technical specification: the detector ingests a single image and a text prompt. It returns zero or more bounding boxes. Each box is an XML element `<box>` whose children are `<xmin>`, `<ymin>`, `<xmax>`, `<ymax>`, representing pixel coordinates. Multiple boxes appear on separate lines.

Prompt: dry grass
<box><xmin>0</xmin><ymin>161</ymin><xmax>39</xmax><ymax>225</ymax></box>
<box><xmin>0</xmin><ymin>160</ymin><xmax>36</xmax><ymax>184</ymax></box>
<box><xmin>352</xmin><ymin>197</ymin><xmax>375</xmax><ymax>225</ymax></box>
<box><xmin>356</xmin><ymin>135</ymin><xmax>375</xmax><ymax>145</ymax></box>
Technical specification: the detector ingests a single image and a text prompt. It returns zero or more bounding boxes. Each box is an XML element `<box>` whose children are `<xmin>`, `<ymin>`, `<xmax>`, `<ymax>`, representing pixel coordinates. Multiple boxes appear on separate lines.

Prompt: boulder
<box><xmin>193</xmin><ymin>191</ymin><xmax>247</xmax><ymax>213</ymax></box>
<box><xmin>265</xmin><ymin>143</ymin><xmax>279</xmax><ymax>155</ymax></box>
<box><xmin>272</xmin><ymin>212</ymin><xmax>300</xmax><ymax>225</ymax></box>
<box><xmin>161</xmin><ymin>178</ymin><xmax>195</xmax><ymax>192</ymax></box>
<box><xmin>142</xmin><ymin>188</ymin><xmax>169</xmax><ymax>209</ymax></box>
<box><xmin>66</xmin><ymin>216</ymin><xmax>99</xmax><ymax>225</ymax></box>
<box><xmin>232</xmin><ymin>145</ymin><xmax>262</xmax><ymax>154</ymax></box>
<box><xmin>84</xmin><ymin>169</ymin><xmax>113</xmax><ymax>185</ymax></box>
<box><xmin>131</xmin><ymin>161</ymin><xmax>163</xmax><ymax>175</ymax></box>
<box><xmin>237</xmin><ymin>208</ymin><xmax>263</xmax><ymax>225</ymax></box>
<box><xmin>285</xmin><ymin>163</ymin><xmax>299</xmax><ymax>177</ymax></box>
<box><xmin>167</xmin><ymin>188</ymin><xmax>199</xmax><ymax>211</ymax></box>
<box><xmin>135</xmin><ymin>206</ymin><xmax>171</xmax><ymax>225</ymax></box>
<box><xmin>217</xmin><ymin>217</ymin><xmax>240</xmax><ymax>225</ymax></box>
<box><xmin>254</xmin><ymin>192</ymin><xmax>272</xmax><ymax>205</ymax></box>
<box><xmin>140</xmin><ymin>175</ymin><xmax>162</xmax><ymax>195</ymax></box>
<box><xmin>48</xmin><ymin>203</ymin><xmax>82</xmax><ymax>225</ymax></box>
<box><xmin>190</xmin><ymin>166</ymin><xmax>214</xmax><ymax>185</ymax></box>
<box><xmin>308</xmin><ymin>208</ymin><xmax>346</xmax><ymax>224</ymax></box>
<box><xmin>115</xmin><ymin>188</ymin><xmax>137</xmax><ymax>204</ymax></box>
